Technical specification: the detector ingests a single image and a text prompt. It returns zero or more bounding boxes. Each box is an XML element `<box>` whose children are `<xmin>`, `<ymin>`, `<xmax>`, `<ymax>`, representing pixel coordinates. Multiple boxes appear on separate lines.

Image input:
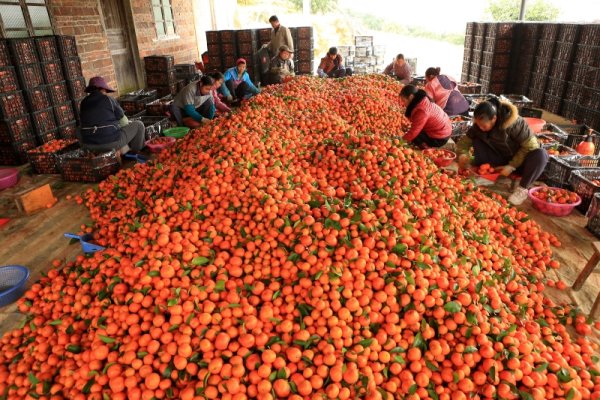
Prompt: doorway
<box><xmin>100</xmin><ymin>0</ymin><xmax>141</xmax><ymax>93</ymax></box>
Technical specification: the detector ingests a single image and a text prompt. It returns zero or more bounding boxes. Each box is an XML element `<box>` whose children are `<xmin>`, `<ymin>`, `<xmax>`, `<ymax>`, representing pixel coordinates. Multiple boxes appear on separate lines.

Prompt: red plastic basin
<box><xmin>0</xmin><ymin>168</ymin><xmax>19</xmax><ymax>190</ymax></box>
<box><xmin>524</xmin><ymin>117</ymin><xmax>546</xmax><ymax>134</ymax></box>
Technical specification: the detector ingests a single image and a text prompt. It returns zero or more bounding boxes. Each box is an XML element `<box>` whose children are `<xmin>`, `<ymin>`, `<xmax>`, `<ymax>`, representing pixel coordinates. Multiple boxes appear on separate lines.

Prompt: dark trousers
<box><xmin>226</xmin><ymin>80</ymin><xmax>252</xmax><ymax>99</ymax></box>
<box><xmin>169</xmin><ymin>99</ymin><xmax>213</xmax><ymax>127</ymax></box>
<box><xmin>263</xmin><ymin>73</ymin><xmax>283</xmax><ymax>86</ymax></box>
<box><xmin>473</xmin><ymin>138</ymin><xmax>549</xmax><ymax>188</ymax></box>
<box><xmin>412</xmin><ymin>131</ymin><xmax>449</xmax><ymax>148</ymax></box>
<box><xmin>328</xmin><ymin>67</ymin><xmax>353</xmax><ymax>78</ymax></box>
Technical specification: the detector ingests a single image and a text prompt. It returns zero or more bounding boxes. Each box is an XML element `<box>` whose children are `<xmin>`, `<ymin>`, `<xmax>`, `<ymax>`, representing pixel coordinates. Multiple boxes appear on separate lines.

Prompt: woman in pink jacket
<box><xmin>399</xmin><ymin>84</ymin><xmax>452</xmax><ymax>148</ymax></box>
<box><xmin>424</xmin><ymin>67</ymin><xmax>469</xmax><ymax>116</ymax></box>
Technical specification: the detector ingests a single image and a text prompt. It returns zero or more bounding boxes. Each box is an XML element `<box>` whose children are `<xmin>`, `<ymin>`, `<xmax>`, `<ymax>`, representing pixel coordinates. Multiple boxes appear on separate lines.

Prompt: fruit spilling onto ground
<box><xmin>532</xmin><ymin>187</ymin><xmax>580</xmax><ymax>204</ymax></box>
<box><xmin>0</xmin><ymin>75</ymin><xmax>598</xmax><ymax>400</ymax></box>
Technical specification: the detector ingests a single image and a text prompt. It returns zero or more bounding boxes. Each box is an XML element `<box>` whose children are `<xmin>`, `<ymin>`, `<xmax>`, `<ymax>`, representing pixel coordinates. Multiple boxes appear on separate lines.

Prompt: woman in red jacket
<box><xmin>399</xmin><ymin>85</ymin><xmax>452</xmax><ymax>148</ymax></box>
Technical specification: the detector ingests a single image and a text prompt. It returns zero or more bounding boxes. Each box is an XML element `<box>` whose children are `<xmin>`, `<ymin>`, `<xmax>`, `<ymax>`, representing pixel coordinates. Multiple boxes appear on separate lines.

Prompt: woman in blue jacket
<box><xmin>220</xmin><ymin>58</ymin><xmax>260</xmax><ymax>102</ymax></box>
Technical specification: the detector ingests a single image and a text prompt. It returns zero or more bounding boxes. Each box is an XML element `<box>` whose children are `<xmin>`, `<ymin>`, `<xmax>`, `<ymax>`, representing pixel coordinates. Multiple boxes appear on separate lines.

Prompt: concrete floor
<box><xmin>1</xmin><ymin>109</ymin><xmax>599</xmax><ymax>342</ymax></box>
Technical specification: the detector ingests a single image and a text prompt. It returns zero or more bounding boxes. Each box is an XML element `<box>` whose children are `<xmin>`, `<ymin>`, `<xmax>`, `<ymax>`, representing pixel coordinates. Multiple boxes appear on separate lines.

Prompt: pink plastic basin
<box><xmin>524</xmin><ymin>117</ymin><xmax>546</xmax><ymax>134</ymax></box>
<box><xmin>0</xmin><ymin>168</ymin><xmax>19</xmax><ymax>190</ymax></box>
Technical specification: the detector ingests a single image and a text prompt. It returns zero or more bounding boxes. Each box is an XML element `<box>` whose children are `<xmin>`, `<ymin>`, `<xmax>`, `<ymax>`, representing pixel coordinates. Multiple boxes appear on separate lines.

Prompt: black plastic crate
<box><xmin>219</xmin><ymin>30</ymin><xmax>236</xmax><ymax>43</ymax></box>
<box><xmin>67</xmin><ymin>77</ymin><xmax>86</xmax><ymax>100</ymax></box>
<box><xmin>27</xmin><ymin>139</ymin><xmax>79</xmax><ymax>174</ymax></box>
<box><xmin>31</xmin><ymin>108</ymin><xmax>57</xmax><ymax>134</ymax></box>
<box><xmin>543</xmin><ymin>94</ymin><xmax>562</xmax><ymax>115</ymax></box>
<box><xmin>15</xmin><ymin>63</ymin><xmax>44</xmax><ymax>90</ymax></box>
<box><xmin>544</xmin><ymin>155</ymin><xmax>600</xmax><ymax>188</ymax></box>
<box><xmin>130</xmin><ymin>116</ymin><xmax>170</xmax><ymax>140</ymax></box>
<box><xmin>0</xmin><ymin>91</ymin><xmax>27</xmax><ymax>120</ymax></box>
<box><xmin>0</xmin><ymin>67</ymin><xmax>19</xmax><ymax>93</ymax></box>
<box><xmin>24</xmin><ymin>85</ymin><xmax>52</xmax><ymax>112</ymax></box>
<box><xmin>54</xmin><ymin>102</ymin><xmax>75</xmax><ymax>126</ymax></box>
<box><xmin>205</xmin><ymin>30</ymin><xmax>220</xmax><ymax>44</ymax></box>
<box><xmin>62</xmin><ymin>57</ymin><xmax>82</xmax><ymax>79</ymax></box>
<box><xmin>236</xmin><ymin>29</ymin><xmax>256</xmax><ymax>43</ymax></box>
<box><xmin>41</xmin><ymin>61</ymin><xmax>65</xmax><ymax>84</ymax></box>
<box><xmin>558</xmin><ymin>124</ymin><xmax>600</xmax><ymax>153</ymax></box>
<box><xmin>146</xmin><ymin>69</ymin><xmax>176</xmax><ymax>86</ymax></box>
<box><xmin>570</xmin><ymin>169</ymin><xmax>600</xmax><ymax>213</ymax></box>
<box><xmin>47</xmin><ymin>81</ymin><xmax>70</xmax><ymax>105</ymax></box>
<box><xmin>58</xmin><ymin>122</ymin><xmax>77</xmax><ymax>140</ymax></box>
<box><xmin>35</xmin><ymin>128</ymin><xmax>59</xmax><ymax>145</ymax></box>
<box><xmin>8</xmin><ymin>38</ymin><xmax>38</xmax><ymax>65</ymax></box>
<box><xmin>539</xmin><ymin>123</ymin><xmax>568</xmax><ymax>139</ymax></box>
<box><xmin>56</xmin><ymin>35</ymin><xmax>78</xmax><ymax>58</ymax></box>
<box><xmin>72</xmin><ymin>97</ymin><xmax>84</xmax><ymax>120</ymax></box>
<box><xmin>0</xmin><ymin>40</ymin><xmax>10</xmax><ymax>68</ymax></box>
<box><xmin>144</xmin><ymin>55</ymin><xmax>175</xmax><ymax>72</ymax></box>
<box><xmin>35</xmin><ymin>36</ymin><xmax>60</xmax><ymax>61</ymax></box>
<box><xmin>174</xmin><ymin>64</ymin><xmax>195</xmax><ymax>77</ymax></box>
<box><xmin>145</xmin><ymin>95</ymin><xmax>173</xmax><ymax>116</ymax></box>
<box><xmin>580</xmin><ymin>25</ymin><xmax>600</xmax><ymax>46</ymax></box>
<box><xmin>0</xmin><ymin>135</ymin><xmax>37</xmax><ymax>165</ymax></box>
<box><xmin>0</xmin><ymin>115</ymin><xmax>34</xmax><ymax>144</ymax></box>
<box><xmin>58</xmin><ymin>149</ymin><xmax>121</xmax><ymax>183</ymax></box>
<box><xmin>151</xmin><ymin>84</ymin><xmax>177</xmax><ymax>98</ymax></box>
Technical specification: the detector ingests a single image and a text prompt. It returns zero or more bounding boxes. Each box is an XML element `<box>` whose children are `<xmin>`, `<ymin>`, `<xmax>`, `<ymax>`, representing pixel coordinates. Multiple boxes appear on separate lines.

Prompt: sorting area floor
<box><xmin>1</xmin><ymin>110</ymin><xmax>599</xmax><ymax>346</ymax></box>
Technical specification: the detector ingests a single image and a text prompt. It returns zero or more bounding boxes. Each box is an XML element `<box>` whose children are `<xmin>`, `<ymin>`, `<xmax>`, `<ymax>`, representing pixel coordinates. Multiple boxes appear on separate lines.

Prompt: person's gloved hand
<box><xmin>499</xmin><ymin>165</ymin><xmax>516</xmax><ymax>177</ymax></box>
<box><xmin>458</xmin><ymin>154</ymin><xmax>471</xmax><ymax>170</ymax></box>
<box><xmin>226</xmin><ymin>95</ymin><xmax>233</xmax><ymax>102</ymax></box>
<box><xmin>201</xmin><ymin>118</ymin><xmax>211</xmax><ymax>125</ymax></box>
<box><xmin>261</xmin><ymin>43</ymin><xmax>268</xmax><ymax>49</ymax></box>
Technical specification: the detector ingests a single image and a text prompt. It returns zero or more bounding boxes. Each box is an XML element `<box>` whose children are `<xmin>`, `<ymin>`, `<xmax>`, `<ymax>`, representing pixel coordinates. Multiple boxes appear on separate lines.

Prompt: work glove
<box><xmin>226</xmin><ymin>95</ymin><xmax>233</xmax><ymax>102</ymax></box>
<box><xmin>458</xmin><ymin>154</ymin><xmax>471</xmax><ymax>170</ymax></box>
<box><xmin>201</xmin><ymin>118</ymin><xmax>211</xmax><ymax>125</ymax></box>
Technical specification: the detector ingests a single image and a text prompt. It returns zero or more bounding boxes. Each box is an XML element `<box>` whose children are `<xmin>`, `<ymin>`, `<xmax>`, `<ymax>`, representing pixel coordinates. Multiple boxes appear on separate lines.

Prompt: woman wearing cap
<box><xmin>266</xmin><ymin>45</ymin><xmax>295</xmax><ymax>85</ymax></box>
<box><xmin>170</xmin><ymin>75</ymin><xmax>216</xmax><ymax>128</ymax></box>
<box><xmin>424</xmin><ymin>67</ymin><xmax>469</xmax><ymax>116</ymax></box>
<box><xmin>221</xmin><ymin>58</ymin><xmax>260</xmax><ymax>102</ymax></box>
<box><xmin>79</xmin><ymin>76</ymin><xmax>145</xmax><ymax>153</ymax></box>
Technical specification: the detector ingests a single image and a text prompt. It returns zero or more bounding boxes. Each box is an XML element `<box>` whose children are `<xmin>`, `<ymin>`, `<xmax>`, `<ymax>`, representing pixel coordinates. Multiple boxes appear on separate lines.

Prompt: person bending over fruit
<box><xmin>457</xmin><ymin>97</ymin><xmax>548</xmax><ymax>206</ymax></box>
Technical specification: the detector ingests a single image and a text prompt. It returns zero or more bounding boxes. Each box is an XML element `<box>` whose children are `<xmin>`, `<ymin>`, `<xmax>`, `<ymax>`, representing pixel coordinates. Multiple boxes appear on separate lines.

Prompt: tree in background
<box><xmin>486</xmin><ymin>0</ymin><xmax>560</xmax><ymax>21</ymax></box>
<box><xmin>288</xmin><ymin>0</ymin><xmax>338</xmax><ymax>14</ymax></box>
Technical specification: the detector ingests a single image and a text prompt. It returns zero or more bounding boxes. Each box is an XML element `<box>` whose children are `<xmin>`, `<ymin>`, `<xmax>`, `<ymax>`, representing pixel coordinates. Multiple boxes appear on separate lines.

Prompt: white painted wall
<box><xmin>193</xmin><ymin>0</ymin><xmax>236</xmax><ymax>54</ymax></box>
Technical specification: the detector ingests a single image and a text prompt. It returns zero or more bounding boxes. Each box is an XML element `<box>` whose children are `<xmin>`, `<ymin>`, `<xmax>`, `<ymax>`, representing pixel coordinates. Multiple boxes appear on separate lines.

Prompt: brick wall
<box><xmin>131</xmin><ymin>0</ymin><xmax>200</xmax><ymax>64</ymax></box>
<box><xmin>48</xmin><ymin>0</ymin><xmax>200</xmax><ymax>93</ymax></box>
<box><xmin>48</xmin><ymin>1</ymin><xmax>117</xmax><ymax>91</ymax></box>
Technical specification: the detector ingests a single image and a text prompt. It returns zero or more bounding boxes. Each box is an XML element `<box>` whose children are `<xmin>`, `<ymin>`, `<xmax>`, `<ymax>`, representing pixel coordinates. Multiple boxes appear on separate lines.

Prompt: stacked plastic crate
<box><xmin>573</xmin><ymin>25</ymin><xmax>600</xmax><ymax>128</ymax></box>
<box><xmin>468</xmin><ymin>23</ymin><xmax>487</xmax><ymax>85</ymax></box>
<box><xmin>236</xmin><ymin>29</ymin><xmax>259</xmax><ymax>84</ymax></box>
<box><xmin>295</xmin><ymin>27</ymin><xmax>314</xmax><ymax>75</ymax></box>
<box><xmin>0</xmin><ymin>39</ymin><xmax>37</xmax><ymax>165</ymax></box>
<box><xmin>527</xmin><ymin>23</ymin><xmax>559</xmax><ymax>107</ymax></box>
<box><xmin>507</xmin><ymin>23</ymin><xmax>539</xmax><ymax>97</ymax></box>
<box><xmin>55</xmin><ymin>36</ymin><xmax>82</xmax><ymax>141</ymax></box>
<box><xmin>144</xmin><ymin>55</ymin><xmax>177</xmax><ymax>98</ymax></box>
<box><xmin>479</xmin><ymin>23</ymin><xmax>515</xmax><ymax>94</ymax></box>
<box><xmin>543</xmin><ymin>24</ymin><xmax>579</xmax><ymax>114</ymax></box>
<box><xmin>344</xmin><ymin>36</ymin><xmax>385</xmax><ymax>75</ymax></box>
<box><xmin>461</xmin><ymin>23</ymin><xmax>474</xmax><ymax>83</ymax></box>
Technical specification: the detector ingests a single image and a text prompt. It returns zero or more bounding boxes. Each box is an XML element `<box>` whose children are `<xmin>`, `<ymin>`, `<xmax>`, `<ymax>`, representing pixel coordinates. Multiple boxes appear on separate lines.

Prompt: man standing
<box><xmin>263</xmin><ymin>15</ymin><xmax>294</xmax><ymax>57</ymax></box>
<box><xmin>383</xmin><ymin>53</ymin><xmax>412</xmax><ymax>84</ymax></box>
<box><xmin>266</xmin><ymin>45</ymin><xmax>295</xmax><ymax>85</ymax></box>
<box><xmin>317</xmin><ymin>47</ymin><xmax>353</xmax><ymax>78</ymax></box>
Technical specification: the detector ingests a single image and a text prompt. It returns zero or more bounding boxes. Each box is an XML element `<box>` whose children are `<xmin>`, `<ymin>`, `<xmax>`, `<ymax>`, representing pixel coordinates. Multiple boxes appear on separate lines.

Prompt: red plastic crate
<box><xmin>41</xmin><ymin>61</ymin><xmax>65</xmax><ymax>84</ymax></box>
<box><xmin>54</xmin><ymin>102</ymin><xmax>75</xmax><ymax>126</ymax></box>
<box><xmin>0</xmin><ymin>91</ymin><xmax>27</xmax><ymax>120</ymax></box>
